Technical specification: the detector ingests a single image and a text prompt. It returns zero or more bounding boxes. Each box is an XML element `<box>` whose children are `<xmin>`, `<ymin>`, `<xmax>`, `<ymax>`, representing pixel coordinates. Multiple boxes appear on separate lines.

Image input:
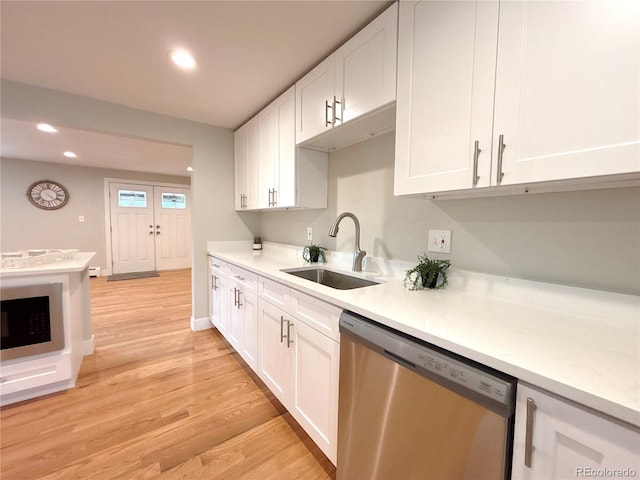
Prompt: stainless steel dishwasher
<box><xmin>338</xmin><ymin>311</ymin><xmax>516</xmax><ymax>480</ymax></box>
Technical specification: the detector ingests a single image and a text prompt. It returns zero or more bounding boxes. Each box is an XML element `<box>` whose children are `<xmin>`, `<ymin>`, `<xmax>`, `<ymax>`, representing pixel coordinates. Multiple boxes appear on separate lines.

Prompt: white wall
<box><xmin>1</xmin><ymin>80</ymin><xmax>259</xmax><ymax>322</ymax></box>
<box><xmin>0</xmin><ymin>157</ymin><xmax>190</xmax><ymax>268</ymax></box>
<box><xmin>258</xmin><ymin>132</ymin><xmax>640</xmax><ymax>295</ymax></box>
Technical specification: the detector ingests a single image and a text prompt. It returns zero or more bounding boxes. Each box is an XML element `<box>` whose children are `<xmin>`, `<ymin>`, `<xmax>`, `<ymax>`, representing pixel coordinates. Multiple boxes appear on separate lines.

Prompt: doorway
<box><xmin>108</xmin><ymin>181</ymin><xmax>191</xmax><ymax>275</ymax></box>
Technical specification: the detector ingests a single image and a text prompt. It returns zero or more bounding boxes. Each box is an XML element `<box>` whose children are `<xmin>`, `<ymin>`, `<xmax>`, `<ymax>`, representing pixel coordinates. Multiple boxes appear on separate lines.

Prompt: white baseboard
<box><xmin>191</xmin><ymin>316</ymin><xmax>212</xmax><ymax>332</ymax></box>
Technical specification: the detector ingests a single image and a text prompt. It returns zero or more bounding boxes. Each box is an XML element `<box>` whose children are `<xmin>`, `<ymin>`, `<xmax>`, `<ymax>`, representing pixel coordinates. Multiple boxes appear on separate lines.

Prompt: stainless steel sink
<box><xmin>281</xmin><ymin>267</ymin><xmax>379</xmax><ymax>290</ymax></box>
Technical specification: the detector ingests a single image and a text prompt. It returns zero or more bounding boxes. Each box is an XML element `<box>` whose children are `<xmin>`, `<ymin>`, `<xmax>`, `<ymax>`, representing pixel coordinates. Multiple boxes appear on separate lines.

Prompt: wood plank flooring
<box><xmin>1</xmin><ymin>269</ymin><xmax>336</xmax><ymax>479</ymax></box>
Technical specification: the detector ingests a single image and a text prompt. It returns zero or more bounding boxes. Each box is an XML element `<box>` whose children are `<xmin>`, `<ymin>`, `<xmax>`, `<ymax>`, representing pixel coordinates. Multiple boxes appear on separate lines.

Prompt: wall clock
<box><xmin>26</xmin><ymin>180</ymin><xmax>70</xmax><ymax>210</ymax></box>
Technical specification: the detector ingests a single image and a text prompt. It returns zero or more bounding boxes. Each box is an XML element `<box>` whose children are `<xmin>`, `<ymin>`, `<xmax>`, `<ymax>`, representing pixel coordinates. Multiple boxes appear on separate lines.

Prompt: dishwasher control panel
<box><xmin>416</xmin><ymin>350</ymin><xmax>511</xmax><ymax>404</ymax></box>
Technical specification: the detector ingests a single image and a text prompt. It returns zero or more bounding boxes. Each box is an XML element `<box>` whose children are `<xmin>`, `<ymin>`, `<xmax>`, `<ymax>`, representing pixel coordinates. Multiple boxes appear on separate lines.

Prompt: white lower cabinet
<box><xmin>208</xmin><ymin>258</ymin><xmax>340</xmax><ymax>465</ymax></box>
<box><xmin>512</xmin><ymin>383</ymin><xmax>640</xmax><ymax>480</ymax></box>
<box><xmin>227</xmin><ymin>266</ymin><xmax>258</xmax><ymax>371</ymax></box>
<box><xmin>208</xmin><ymin>256</ymin><xmax>229</xmax><ymax>334</ymax></box>
<box><xmin>257</xmin><ymin>299</ymin><xmax>290</xmax><ymax>403</ymax></box>
<box><xmin>289</xmin><ymin>317</ymin><xmax>339</xmax><ymax>464</ymax></box>
<box><xmin>257</xmin><ymin>278</ymin><xmax>340</xmax><ymax>465</ymax></box>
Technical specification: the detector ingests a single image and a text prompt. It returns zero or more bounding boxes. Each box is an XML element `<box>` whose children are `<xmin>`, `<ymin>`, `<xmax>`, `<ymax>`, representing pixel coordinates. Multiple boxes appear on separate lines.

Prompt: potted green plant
<box><xmin>302</xmin><ymin>243</ymin><xmax>327</xmax><ymax>263</ymax></box>
<box><xmin>404</xmin><ymin>254</ymin><xmax>451</xmax><ymax>290</ymax></box>
<box><xmin>252</xmin><ymin>236</ymin><xmax>262</xmax><ymax>251</ymax></box>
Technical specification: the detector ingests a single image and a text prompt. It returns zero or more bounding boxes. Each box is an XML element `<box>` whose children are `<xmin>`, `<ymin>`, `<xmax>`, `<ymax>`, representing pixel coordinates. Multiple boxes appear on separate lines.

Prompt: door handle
<box><xmin>524</xmin><ymin>397</ymin><xmax>537</xmax><ymax>467</ymax></box>
<box><xmin>280</xmin><ymin>316</ymin><xmax>286</xmax><ymax>343</ymax></box>
<box><xmin>236</xmin><ymin>290</ymin><xmax>242</xmax><ymax>308</ymax></box>
<box><xmin>496</xmin><ymin>134</ymin><xmax>506</xmax><ymax>185</ymax></box>
<box><xmin>333</xmin><ymin>96</ymin><xmax>342</xmax><ymax>124</ymax></box>
<box><xmin>286</xmin><ymin>320</ymin><xmax>294</xmax><ymax>348</ymax></box>
<box><xmin>325</xmin><ymin>100</ymin><xmax>332</xmax><ymax>127</ymax></box>
<box><xmin>473</xmin><ymin>140</ymin><xmax>481</xmax><ymax>186</ymax></box>
<box><xmin>233</xmin><ymin>287</ymin><xmax>238</xmax><ymax>307</ymax></box>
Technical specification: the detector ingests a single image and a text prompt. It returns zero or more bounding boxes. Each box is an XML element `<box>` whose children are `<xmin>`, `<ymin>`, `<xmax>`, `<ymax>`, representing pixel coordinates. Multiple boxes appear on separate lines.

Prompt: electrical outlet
<box><xmin>427</xmin><ymin>229</ymin><xmax>451</xmax><ymax>253</ymax></box>
<box><xmin>306</xmin><ymin>227</ymin><xmax>313</xmax><ymax>241</ymax></box>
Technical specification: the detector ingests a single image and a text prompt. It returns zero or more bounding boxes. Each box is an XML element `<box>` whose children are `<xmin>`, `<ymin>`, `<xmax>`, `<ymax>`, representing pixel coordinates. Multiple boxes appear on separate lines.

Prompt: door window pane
<box><xmin>161</xmin><ymin>193</ymin><xmax>186</xmax><ymax>209</ymax></box>
<box><xmin>118</xmin><ymin>190</ymin><xmax>147</xmax><ymax>207</ymax></box>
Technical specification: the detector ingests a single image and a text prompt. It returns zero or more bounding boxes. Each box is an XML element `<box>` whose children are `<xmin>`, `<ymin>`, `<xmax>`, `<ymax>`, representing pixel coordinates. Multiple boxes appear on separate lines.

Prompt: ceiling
<box><xmin>0</xmin><ymin>0</ymin><xmax>391</xmax><ymax>176</ymax></box>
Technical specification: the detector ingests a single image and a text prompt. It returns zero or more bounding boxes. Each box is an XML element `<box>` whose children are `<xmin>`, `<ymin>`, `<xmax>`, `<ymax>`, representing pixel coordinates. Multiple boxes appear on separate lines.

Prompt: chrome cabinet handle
<box><xmin>272</xmin><ymin>189</ymin><xmax>277</xmax><ymax>207</ymax></box>
<box><xmin>325</xmin><ymin>100</ymin><xmax>332</xmax><ymax>127</ymax></box>
<box><xmin>496</xmin><ymin>134</ymin><xmax>506</xmax><ymax>184</ymax></box>
<box><xmin>213</xmin><ymin>275</ymin><xmax>218</xmax><ymax>291</ymax></box>
<box><xmin>236</xmin><ymin>290</ymin><xmax>242</xmax><ymax>309</ymax></box>
<box><xmin>286</xmin><ymin>320</ymin><xmax>294</xmax><ymax>348</ymax></box>
<box><xmin>233</xmin><ymin>287</ymin><xmax>238</xmax><ymax>307</ymax></box>
<box><xmin>211</xmin><ymin>274</ymin><xmax>216</xmax><ymax>291</ymax></box>
<box><xmin>333</xmin><ymin>96</ymin><xmax>342</xmax><ymax>124</ymax></box>
<box><xmin>473</xmin><ymin>140</ymin><xmax>481</xmax><ymax>186</ymax></box>
<box><xmin>524</xmin><ymin>397</ymin><xmax>537</xmax><ymax>467</ymax></box>
<box><xmin>280</xmin><ymin>316</ymin><xmax>286</xmax><ymax>343</ymax></box>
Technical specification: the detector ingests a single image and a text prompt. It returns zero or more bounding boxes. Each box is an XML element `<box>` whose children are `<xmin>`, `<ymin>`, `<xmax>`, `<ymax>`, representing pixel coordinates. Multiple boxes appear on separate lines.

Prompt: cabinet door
<box><xmin>227</xmin><ymin>283</ymin><xmax>241</xmax><ymax>351</ymax></box>
<box><xmin>493</xmin><ymin>1</ymin><xmax>640</xmax><ymax>186</ymax></box>
<box><xmin>209</xmin><ymin>258</ymin><xmax>228</xmax><ymax>332</ymax></box>
<box><xmin>290</xmin><ymin>319</ymin><xmax>340</xmax><ymax>465</ymax></box>
<box><xmin>259</xmin><ymin>104</ymin><xmax>277</xmax><ymax>209</ymax></box>
<box><xmin>295</xmin><ymin>56</ymin><xmax>335</xmax><ymax>144</ymax></box>
<box><xmin>275</xmin><ymin>87</ymin><xmax>296</xmax><ymax>208</ymax></box>
<box><xmin>512</xmin><ymin>383</ymin><xmax>640</xmax><ymax>480</ymax></box>
<box><xmin>234</xmin><ymin>123</ymin><xmax>248</xmax><ymax>210</ymax></box>
<box><xmin>239</xmin><ymin>291</ymin><xmax>258</xmax><ymax>371</ymax></box>
<box><xmin>394</xmin><ymin>0</ymin><xmax>499</xmax><ymax>196</ymax></box>
<box><xmin>334</xmin><ymin>2</ymin><xmax>397</xmax><ymax>124</ymax></box>
<box><xmin>257</xmin><ymin>299</ymin><xmax>290</xmax><ymax>405</ymax></box>
<box><xmin>246</xmin><ymin>117</ymin><xmax>261</xmax><ymax>210</ymax></box>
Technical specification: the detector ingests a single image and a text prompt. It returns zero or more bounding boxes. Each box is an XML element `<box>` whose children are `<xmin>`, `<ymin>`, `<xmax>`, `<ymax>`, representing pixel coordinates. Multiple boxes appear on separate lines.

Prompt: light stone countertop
<box><xmin>0</xmin><ymin>252</ymin><xmax>95</xmax><ymax>278</ymax></box>
<box><xmin>208</xmin><ymin>241</ymin><xmax>640</xmax><ymax>428</ymax></box>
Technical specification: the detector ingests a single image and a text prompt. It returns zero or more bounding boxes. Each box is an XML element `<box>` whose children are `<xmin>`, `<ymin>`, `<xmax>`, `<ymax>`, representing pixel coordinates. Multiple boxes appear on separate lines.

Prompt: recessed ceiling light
<box><xmin>169</xmin><ymin>49</ymin><xmax>196</xmax><ymax>70</ymax></box>
<box><xmin>63</xmin><ymin>151</ymin><xmax>77</xmax><ymax>158</ymax></box>
<box><xmin>37</xmin><ymin>123</ymin><xmax>57</xmax><ymax>133</ymax></box>
<box><xmin>187</xmin><ymin>166</ymin><xmax>194</xmax><ymax>172</ymax></box>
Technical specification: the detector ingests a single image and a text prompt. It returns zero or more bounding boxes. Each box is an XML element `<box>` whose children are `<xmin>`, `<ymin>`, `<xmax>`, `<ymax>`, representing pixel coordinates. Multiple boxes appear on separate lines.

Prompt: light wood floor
<box><xmin>1</xmin><ymin>269</ymin><xmax>336</xmax><ymax>480</ymax></box>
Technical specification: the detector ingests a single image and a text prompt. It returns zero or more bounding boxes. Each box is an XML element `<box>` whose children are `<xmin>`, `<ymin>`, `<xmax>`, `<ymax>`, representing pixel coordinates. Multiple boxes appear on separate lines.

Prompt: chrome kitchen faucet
<box><xmin>328</xmin><ymin>212</ymin><xmax>366</xmax><ymax>272</ymax></box>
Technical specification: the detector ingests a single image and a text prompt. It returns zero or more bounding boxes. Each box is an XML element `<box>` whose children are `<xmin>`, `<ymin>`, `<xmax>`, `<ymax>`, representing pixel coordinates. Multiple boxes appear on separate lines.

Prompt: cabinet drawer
<box><xmin>0</xmin><ymin>353</ymin><xmax>72</xmax><ymax>396</ymax></box>
<box><xmin>259</xmin><ymin>277</ymin><xmax>290</xmax><ymax>310</ymax></box>
<box><xmin>290</xmin><ymin>290</ymin><xmax>341</xmax><ymax>342</ymax></box>
<box><xmin>208</xmin><ymin>256</ymin><xmax>228</xmax><ymax>277</ymax></box>
<box><xmin>229</xmin><ymin>265</ymin><xmax>257</xmax><ymax>293</ymax></box>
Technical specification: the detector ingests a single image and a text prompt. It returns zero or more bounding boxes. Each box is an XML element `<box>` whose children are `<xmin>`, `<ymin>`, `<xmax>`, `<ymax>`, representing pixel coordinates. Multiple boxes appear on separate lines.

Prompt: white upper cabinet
<box><xmin>394</xmin><ymin>0</ymin><xmax>640</xmax><ymax>197</ymax></box>
<box><xmin>295</xmin><ymin>56</ymin><xmax>335</xmax><ymax>146</ymax></box>
<box><xmin>493</xmin><ymin>1</ymin><xmax>640</xmax><ymax>187</ymax></box>
<box><xmin>234</xmin><ymin>116</ymin><xmax>260</xmax><ymax>210</ymax></box>
<box><xmin>296</xmin><ymin>2</ymin><xmax>398</xmax><ymax>151</ymax></box>
<box><xmin>394</xmin><ymin>0</ymin><xmax>498</xmax><ymax>195</ymax></box>
<box><xmin>235</xmin><ymin>86</ymin><xmax>328</xmax><ymax>211</ymax></box>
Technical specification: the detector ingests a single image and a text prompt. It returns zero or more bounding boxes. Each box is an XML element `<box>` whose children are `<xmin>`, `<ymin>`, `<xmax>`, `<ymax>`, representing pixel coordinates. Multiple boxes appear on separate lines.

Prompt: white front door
<box><xmin>109</xmin><ymin>182</ymin><xmax>191</xmax><ymax>274</ymax></box>
<box><xmin>153</xmin><ymin>186</ymin><xmax>191</xmax><ymax>270</ymax></box>
<box><xmin>109</xmin><ymin>183</ymin><xmax>156</xmax><ymax>274</ymax></box>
